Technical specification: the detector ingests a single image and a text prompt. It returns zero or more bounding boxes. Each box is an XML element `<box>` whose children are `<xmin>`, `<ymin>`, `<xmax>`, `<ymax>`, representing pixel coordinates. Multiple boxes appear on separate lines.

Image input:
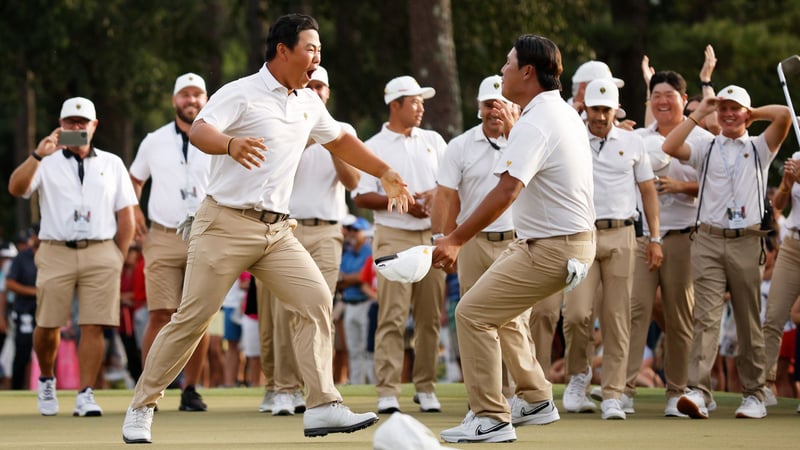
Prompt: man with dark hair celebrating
<box><xmin>122</xmin><ymin>13</ymin><xmax>413</xmax><ymax>443</ymax></box>
<box><xmin>434</xmin><ymin>34</ymin><xmax>596</xmax><ymax>444</ymax></box>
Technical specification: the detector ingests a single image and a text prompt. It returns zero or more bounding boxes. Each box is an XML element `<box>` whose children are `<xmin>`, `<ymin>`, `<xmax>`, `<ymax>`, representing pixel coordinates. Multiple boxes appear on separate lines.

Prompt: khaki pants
<box><xmin>373</xmin><ymin>225</ymin><xmax>445</xmax><ymax>397</ymax></box>
<box><xmin>456</xmin><ymin>233</ymin><xmax>595</xmax><ymax>422</ymax></box>
<box><xmin>142</xmin><ymin>225</ymin><xmax>189</xmax><ymax>311</ymax></box>
<box><xmin>563</xmin><ymin>226</ymin><xmax>635</xmax><ymax>399</ymax></box>
<box><xmin>529</xmin><ymin>292</ymin><xmax>563</xmax><ymax>378</ymax></box>
<box><xmin>132</xmin><ymin>199</ymin><xmax>341</xmax><ymax>408</ymax></box>
<box><xmin>627</xmin><ymin>232</ymin><xmax>694</xmax><ymax>398</ymax></box>
<box><xmin>257</xmin><ymin>222</ymin><xmax>343</xmax><ymax>392</ymax></box>
<box><xmin>763</xmin><ymin>235</ymin><xmax>800</xmax><ymax>382</ymax></box>
<box><xmin>688</xmin><ymin>230</ymin><xmax>766</xmax><ymax>402</ymax></box>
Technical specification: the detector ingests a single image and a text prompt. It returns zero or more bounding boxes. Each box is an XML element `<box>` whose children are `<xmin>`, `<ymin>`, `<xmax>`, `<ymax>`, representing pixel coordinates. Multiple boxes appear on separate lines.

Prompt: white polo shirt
<box><xmin>25</xmin><ymin>148</ymin><xmax>138</xmax><ymax>241</ymax></box>
<box><xmin>635</xmin><ymin>122</ymin><xmax>707</xmax><ymax>233</ymax></box>
<box><xmin>687</xmin><ymin>131</ymin><xmax>774</xmax><ymax>228</ymax></box>
<box><xmin>288</xmin><ymin>122</ymin><xmax>357</xmax><ymax>221</ymax></box>
<box><xmin>499</xmin><ymin>90</ymin><xmax>595</xmax><ymax>239</ymax></box>
<box><xmin>438</xmin><ymin>124</ymin><xmax>514</xmax><ymax>232</ymax></box>
<box><xmin>196</xmin><ymin>64</ymin><xmax>342</xmax><ymax>212</ymax></box>
<box><xmin>353</xmin><ymin>123</ymin><xmax>446</xmax><ymax>230</ymax></box>
<box><xmin>589</xmin><ymin>125</ymin><xmax>653</xmax><ymax>220</ymax></box>
<box><xmin>130</xmin><ymin>122</ymin><xmax>211</xmax><ymax>228</ymax></box>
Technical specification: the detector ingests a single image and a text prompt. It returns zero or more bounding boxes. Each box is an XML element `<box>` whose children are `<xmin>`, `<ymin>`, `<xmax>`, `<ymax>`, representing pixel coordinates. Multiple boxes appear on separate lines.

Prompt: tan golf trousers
<box><xmin>132</xmin><ymin>199</ymin><xmax>341</xmax><ymax>409</ymax></box>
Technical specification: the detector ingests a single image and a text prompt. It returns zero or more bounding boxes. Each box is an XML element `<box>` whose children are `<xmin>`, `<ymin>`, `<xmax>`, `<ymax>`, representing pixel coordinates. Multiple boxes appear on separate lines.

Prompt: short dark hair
<box><xmin>265</xmin><ymin>13</ymin><xmax>319</xmax><ymax>62</ymax></box>
<box><xmin>513</xmin><ymin>34</ymin><xmax>562</xmax><ymax>91</ymax></box>
<box><xmin>649</xmin><ymin>70</ymin><xmax>687</xmax><ymax>96</ymax></box>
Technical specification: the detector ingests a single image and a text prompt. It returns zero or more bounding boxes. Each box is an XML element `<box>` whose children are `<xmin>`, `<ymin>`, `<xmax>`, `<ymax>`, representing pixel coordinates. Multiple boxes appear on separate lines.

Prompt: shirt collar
<box><xmin>520</xmin><ymin>90</ymin><xmax>562</xmax><ymax>116</ymax></box>
<box><xmin>260</xmin><ymin>63</ymin><xmax>297</xmax><ymax>96</ymax></box>
<box><xmin>717</xmin><ymin>130</ymin><xmax>750</xmax><ymax>146</ymax></box>
<box><xmin>588</xmin><ymin>124</ymin><xmax>620</xmax><ymax>142</ymax></box>
<box><xmin>381</xmin><ymin>122</ymin><xmax>421</xmax><ymax>139</ymax></box>
<box><xmin>62</xmin><ymin>148</ymin><xmax>97</xmax><ymax>159</ymax></box>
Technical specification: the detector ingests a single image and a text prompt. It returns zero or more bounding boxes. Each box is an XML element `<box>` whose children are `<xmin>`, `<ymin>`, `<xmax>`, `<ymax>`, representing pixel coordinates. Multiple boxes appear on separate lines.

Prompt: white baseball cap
<box><xmin>384</xmin><ymin>76</ymin><xmax>435</xmax><ymax>104</ymax></box>
<box><xmin>642</xmin><ymin>134</ymin><xmax>672</xmax><ymax>175</ymax></box>
<box><xmin>584</xmin><ymin>79</ymin><xmax>619</xmax><ymax>109</ymax></box>
<box><xmin>374</xmin><ymin>245</ymin><xmax>434</xmax><ymax>283</ymax></box>
<box><xmin>173</xmin><ymin>72</ymin><xmax>207</xmax><ymax>95</ymax></box>
<box><xmin>477</xmin><ymin>75</ymin><xmax>507</xmax><ymax>102</ymax></box>
<box><xmin>373</xmin><ymin>413</ymin><xmax>459</xmax><ymax>450</ymax></box>
<box><xmin>572</xmin><ymin>60</ymin><xmax>625</xmax><ymax>88</ymax></box>
<box><xmin>716</xmin><ymin>85</ymin><xmax>751</xmax><ymax>109</ymax></box>
<box><xmin>60</xmin><ymin>97</ymin><xmax>96</xmax><ymax>121</ymax></box>
<box><xmin>310</xmin><ymin>66</ymin><xmax>329</xmax><ymax>86</ymax></box>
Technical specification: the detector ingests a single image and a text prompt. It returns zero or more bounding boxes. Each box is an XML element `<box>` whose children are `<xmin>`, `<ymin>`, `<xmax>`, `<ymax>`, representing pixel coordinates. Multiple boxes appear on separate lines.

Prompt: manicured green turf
<box><xmin>1</xmin><ymin>384</ymin><xmax>797</xmax><ymax>448</ymax></box>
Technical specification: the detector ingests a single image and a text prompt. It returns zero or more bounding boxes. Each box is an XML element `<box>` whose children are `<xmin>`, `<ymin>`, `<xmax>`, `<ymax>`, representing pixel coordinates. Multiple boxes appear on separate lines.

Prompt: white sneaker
<box><xmin>37</xmin><ymin>378</ymin><xmax>58</xmax><ymax>416</ymax></box>
<box><xmin>563</xmin><ymin>370</ymin><xmax>596</xmax><ymax>413</ymax></box>
<box><xmin>303</xmin><ymin>402</ymin><xmax>379</xmax><ymax>437</ymax></box>
<box><xmin>762</xmin><ymin>386</ymin><xmax>778</xmax><ymax>407</ymax></box>
<box><xmin>272</xmin><ymin>392</ymin><xmax>295</xmax><ymax>416</ymax></box>
<box><xmin>440</xmin><ymin>410</ymin><xmax>516</xmax><ymax>443</ymax></box>
<box><xmin>122</xmin><ymin>406</ymin><xmax>154</xmax><ymax>444</ymax></box>
<box><xmin>510</xmin><ymin>396</ymin><xmax>560</xmax><ymax>426</ymax></box>
<box><xmin>601</xmin><ymin>399</ymin><xmax>626</xmax><ymax>420</ymax></box>
<box><xmin>292</xmin><ymin>390</ymin><xmax>306</xmax><ymax>413</ymax></box>
<box><xmin>735</xmin><ymin>395</ymin><xmax>767</xmax><ymax>419</ymax></box>
<box><xmin>73</xmin><ymin>388</ymin><xmax>103</xmax><ymax>417</ymax></box>
<box><xmin>589</xmin><ymin>386</ymin><xmax>602</xmax><ymax>401</ymax></box>
<box><xmin>620</xmin><ymin>393</ymin><xmax>635</xmax><ymax>414</ymax></box>
<box><xmin>677</xmin><ymin>389</ymin><xmax>709</xmax><ymax>419</ymax></box>
<box><xmin>377</xmin><ymin>396</ymin><xmax>401</xmax><ymax>414</ymax></box>
<box><xmin>664</xmin><ymin>397</ymin><xmax>688</xmax><ymax>417</ymax></box>
<box><xmin>413</xmin><ymin>392</ymin><xmax>441</xmax><ymax>412</ymax></box>
<box><xmin>258</xmin><ymin>390</ymin><xmax>275</xmax><ymax>413</ymax></box>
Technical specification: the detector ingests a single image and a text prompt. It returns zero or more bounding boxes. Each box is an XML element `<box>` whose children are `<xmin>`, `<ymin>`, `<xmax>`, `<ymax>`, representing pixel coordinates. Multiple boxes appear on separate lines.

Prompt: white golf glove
<box><xmin>564</xmin><ymin>258</ymin><xmax>589</xmax><ymax>292</ymax></box>
<box><xmin>176</xmin><ymin>214</ymin><xmax>195</xmax><ymax>242</ymax></box>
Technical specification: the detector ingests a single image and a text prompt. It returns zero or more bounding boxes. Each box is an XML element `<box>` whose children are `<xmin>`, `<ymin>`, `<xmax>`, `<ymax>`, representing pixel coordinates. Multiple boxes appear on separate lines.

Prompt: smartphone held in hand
<box><xmin>59</xmin><ymin>130</ymin><xmax>89</xmax><ymax>147</ymax></box>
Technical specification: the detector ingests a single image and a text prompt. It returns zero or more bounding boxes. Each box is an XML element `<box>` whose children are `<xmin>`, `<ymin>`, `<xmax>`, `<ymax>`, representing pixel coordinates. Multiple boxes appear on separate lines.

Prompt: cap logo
<box><xmin>76</xmin><ymin>104</ymin><xmax>82</xmax><ymax>110</ymax></box>
<box><xmin>619</xmin><ymin>151</ymin><xmax>624</xmax><ymax>156</ymax></box>
<box><xmin>727</xmin><ymin>88</ymin><xmax>734</xmax><ymax>94</ymax></box>
<box><xmin>599</xmin><ymin>87</ymin><xmax>606</xmax><ymax>94</ymax></box>
<box><xmin>304</xmin><ymin>112</ymin><xmax>308</xmax><ymax>120</ymax></box>
<box><xmin>493</xmin><ymin>82</ymin><xmax>500</xmax><ymax>90</ymax></box>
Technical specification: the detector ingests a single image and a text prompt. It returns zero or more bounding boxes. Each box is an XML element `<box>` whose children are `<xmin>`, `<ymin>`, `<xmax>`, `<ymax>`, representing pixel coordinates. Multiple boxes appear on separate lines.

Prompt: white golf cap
<box><xmin>572</xmin><ymin>60</ymin><xmax>624</xmax><ymax>88</ymax></box>
<box><xmin>373</xmin><ymin>413</ymin><xmax>459</xmax><ymax>450</ymax></box>
<box><xmin>384</xmin><ymin>75</ymin><xmax>435</xmax><ymax>104</ymax></box>
<box><xmin>374</xmin><ymin>245</ymin><xmax>434</xmax><ymax>283</ymax></box>
<box><xmin>310</xmin><ymin>66</ymin><xmax>329</xmax><ymax>86</ymax></box>
<box><xmin>642</xmin><ymin>134</ymin><xmax>672</xmax><ymax>175</ymax></box>
<box><xmin>716</xmin><ymin>85</ymin><xmax>751</xmax><ymax>109</ymax></box>
<box><xmin>60</xmin><ymin>97</ymin><xmax>96</xmax><ymax>121</ymax></box>
<box><xmin>477</xmin><ymin>75</ymin><xmax>506</xmax><ymax>102</ymax></box>
<box><xmin>584</xmin><ymin>79</ymin><xmax>619</xmax><ymax>109</ymax></box>
<box><xmin>173</xmin><ymin>72</ymin><xmax>207</xmax><ymax>95</ymax></box>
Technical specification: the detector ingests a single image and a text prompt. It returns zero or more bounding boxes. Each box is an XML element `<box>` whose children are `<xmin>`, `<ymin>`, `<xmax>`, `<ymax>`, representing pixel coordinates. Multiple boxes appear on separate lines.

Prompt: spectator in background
<box><xmin>119</xmin><ymin>243</ymin><xmax>144</xmax><ymax>383</ymax></box>
<box><xmin>338</xmin><ymin>217</ymin><xmax>373</xmax><ymax>385</ymax></box>
<box><xmin>5</xmin><ymin>225</ymin><xmax>39</xmax><ymax>390</ymax></box>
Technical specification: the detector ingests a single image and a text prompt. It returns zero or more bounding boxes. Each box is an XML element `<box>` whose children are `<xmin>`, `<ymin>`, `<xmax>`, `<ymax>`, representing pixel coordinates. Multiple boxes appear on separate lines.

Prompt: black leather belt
<box><xmin>479</xmin><ymin>230</ymin><xmax>515</xmax><ymax>242</ymax></box>
<box><xmin>595</xmin><ymin>219</ymin><xmax>634</xmax><ymax>230</ymax></box>
<box><xmin>698</xmin><ymin>223</ymin><xmax>762</xmax><ymax>238</ymax></box>
<box><xmin>296</xmin><ymin>218</ymin><xmax>338</xmax><ymax>226</ymax></box>
<box><xmin>664</xmin><ymin>227</ymin><xmax>693</xmax><ymax>237</ymax></box>
<box><xmin>44</xmin><ymin>239</ymin><xmax>110</xmax><ymax>249</ymax></box>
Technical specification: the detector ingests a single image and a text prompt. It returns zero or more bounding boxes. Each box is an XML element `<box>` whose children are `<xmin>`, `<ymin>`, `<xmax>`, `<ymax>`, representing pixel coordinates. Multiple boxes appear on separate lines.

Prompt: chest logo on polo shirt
<box><xmin>427</xmin><ymin>147</ymin><xmax>432</xmax><ymax>153</ymax></box>
<box><xmin>618</xmin><ymin>151</ymin><xmax>624</xmax><ymax>156</ymax></box>
<box><xmin>304</xmin><ymin>112</ymin><xmax>308</xmax><ymax>120</ymax></box>
<box><xmin>506</xmin><ymin>160</ymin><xmax>512</xmax><ymax>167</ymax></box>
<box><xmin>744</xmin><ymin>153</ymin><xmax>750</xmax><ymax>158</ymax></box>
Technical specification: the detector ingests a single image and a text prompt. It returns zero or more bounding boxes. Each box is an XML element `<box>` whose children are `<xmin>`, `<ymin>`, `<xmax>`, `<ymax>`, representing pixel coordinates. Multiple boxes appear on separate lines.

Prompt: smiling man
<box><xmin>122</xmin><ymin>13</ymin><xmax>413</xmax><ymax>444</ymax></box>
<box><xmin>663</xmin><ymin>85</ymin><xmax>792</xmax><ymax>419</ymax></box>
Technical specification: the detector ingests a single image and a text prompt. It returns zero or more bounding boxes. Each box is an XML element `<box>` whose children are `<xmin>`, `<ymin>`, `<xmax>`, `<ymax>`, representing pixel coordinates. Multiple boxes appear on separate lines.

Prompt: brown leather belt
<box><xmin>150</xmin><ymin>222</ymin><xmax>178</xmax><ymax>234</ymax></box>
<box><xmin>595</xmin><ymin>219</ymin><xmax>634</xmax><ymax>230</ymax></box>
<box><xmin>43</xmin><ymin>239</ymin><xmax>111</xmax><ymax>249</ymax></box>
<box><xmin>697</xmin><ymin>223</ymin><xmax>762</xmax><ymax>239</ymax></box>
<box><xmin>479</xmin><ymin>230</ymin><xmax>515</xmax><ymax>242</ymax></box>
<box><xmin>296</xmin><ymin>218</ymin><xmax>338</xmax><ymax>226</ymax></box>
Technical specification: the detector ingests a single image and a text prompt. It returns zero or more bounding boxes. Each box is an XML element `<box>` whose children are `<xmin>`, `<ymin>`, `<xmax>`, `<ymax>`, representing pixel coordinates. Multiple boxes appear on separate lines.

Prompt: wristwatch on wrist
<box><xmin>649</xmin><ymin>236</ymin><xmax>663</xmax><ymax>245</ymax></box>
<box><xmin>431</xmin><ymin>233</ymin><xmax>445</xmax><ymax>244</ymax></box>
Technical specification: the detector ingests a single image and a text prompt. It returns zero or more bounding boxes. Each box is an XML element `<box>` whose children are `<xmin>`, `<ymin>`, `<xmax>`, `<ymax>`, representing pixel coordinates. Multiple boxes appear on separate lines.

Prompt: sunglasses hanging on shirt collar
<box><xmin>483</xmin><ymin>129</ymin><xmax>501</xmax><ymax>151</ymax></box>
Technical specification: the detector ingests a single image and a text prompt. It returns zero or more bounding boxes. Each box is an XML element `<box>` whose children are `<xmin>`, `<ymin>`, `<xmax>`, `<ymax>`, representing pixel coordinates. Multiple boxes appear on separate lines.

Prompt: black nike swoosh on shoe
<box><xmin>521</xmin><ymin>401</ymin><xmax>551</xmax><ymax>416</ymax></box>
<box><xmin>475</xmin><ymin>421</ymin><xmax>510</xmax><ymax>436</ymax></box>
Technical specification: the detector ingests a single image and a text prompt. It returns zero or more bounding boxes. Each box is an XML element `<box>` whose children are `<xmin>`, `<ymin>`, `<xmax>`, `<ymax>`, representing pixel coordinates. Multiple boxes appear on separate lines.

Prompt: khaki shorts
<box><xmin>35</xmin><ymin>240</ymin><xmax>124</xmax><ymax>327</ymax></box>
<box><xmin>143</xmin><ymin>225</ymin><xmax>189</xmax><ymax>311</ymax></box>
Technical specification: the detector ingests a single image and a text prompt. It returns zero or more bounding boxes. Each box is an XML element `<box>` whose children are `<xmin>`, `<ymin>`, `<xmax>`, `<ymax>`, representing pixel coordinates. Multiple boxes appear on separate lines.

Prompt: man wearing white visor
<box><xmin>561</xmin><ymin>78</ymin><xmax>661</xmax><ymax>420</ymax></box>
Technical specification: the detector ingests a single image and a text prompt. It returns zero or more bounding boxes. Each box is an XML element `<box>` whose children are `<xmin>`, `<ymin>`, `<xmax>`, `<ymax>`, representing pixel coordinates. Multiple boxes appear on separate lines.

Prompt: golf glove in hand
<box><xmin>177</xmin><ymin>215</ymin><xmax>195</xmax><ymax>242</ymax></box>
<box><xmin>565</xmin><ymin>258</ymin><xmax>589</xmax><ymax>292</ymax></box>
